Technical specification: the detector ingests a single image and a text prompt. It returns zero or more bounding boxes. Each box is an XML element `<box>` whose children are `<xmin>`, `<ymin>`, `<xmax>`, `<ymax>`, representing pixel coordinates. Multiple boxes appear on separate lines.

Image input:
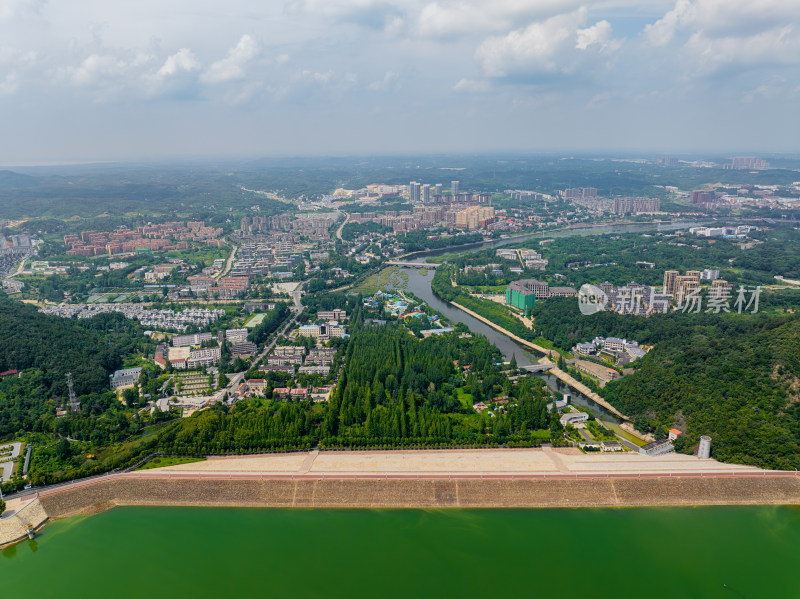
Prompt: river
<box><xmin>396</xmin><ymin>221</ymin><xmax>701</xmax><ymax>421</ymax></box>
<box><xmin>4</xmin><ymin>505</ymin><xmax>800</xmax><ymax>598</ymax></box>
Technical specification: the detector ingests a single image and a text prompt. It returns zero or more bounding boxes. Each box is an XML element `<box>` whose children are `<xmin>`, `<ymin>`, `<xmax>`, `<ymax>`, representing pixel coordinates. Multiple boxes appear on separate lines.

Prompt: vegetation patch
<box><xmin>137</xmin><ymin>456</ymin><xmax>206</xmax><ymax>470</ymax></box>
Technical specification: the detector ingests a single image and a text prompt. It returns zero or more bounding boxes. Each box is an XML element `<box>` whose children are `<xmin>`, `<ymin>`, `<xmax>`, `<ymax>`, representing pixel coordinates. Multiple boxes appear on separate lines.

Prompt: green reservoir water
<box><xmin>3</xmin><ymin>506</ymin><xmax>800</xmax><ymax>598</ymax></box>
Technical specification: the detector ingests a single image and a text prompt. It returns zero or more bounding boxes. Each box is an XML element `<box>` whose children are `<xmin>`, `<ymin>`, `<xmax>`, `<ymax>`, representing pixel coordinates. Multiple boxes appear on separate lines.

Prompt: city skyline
<box><xmin>1</xmin><ymin>0</ymin><xmax>799</xmax><ymax>162</ymax></box>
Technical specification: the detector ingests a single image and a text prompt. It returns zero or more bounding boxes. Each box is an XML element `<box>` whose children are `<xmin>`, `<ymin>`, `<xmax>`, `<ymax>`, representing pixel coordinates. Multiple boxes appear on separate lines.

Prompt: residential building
<box><xmin>663</xmin><ymin>270</ymin><xmax>678</xmax><ymax>296</ymax></box>
<box><xmin>298</xmin><ymin>365</ymin><xmax>330</xmax><ymax>375</ymax></box>
<box><xmin>225</xmin><ymin>328</ymin><xmax>250</xmax><ymax>343</ymax></box>
<box><xmin>232</xmin><ymin>341</ymin><xmax>257</xmax><ymax>357</ymax></box>
<box><xmin>187</xmin><ymin>347</ymin><xmax>221</xmax><ymax>368</ymax></box>
<box><xmin>710</xmin><ymin>279</ymin><xmax>732</xmax><ymax>299</ymax></box>
<box><xmin>273</xmin><ymin>346</ymin><xmax>305</xmax><ymax>358</ymax></box>
<box><xmin>172</xmin><ymin>332</ymin><xmax>213</xmax><ymax>347</ymax></box>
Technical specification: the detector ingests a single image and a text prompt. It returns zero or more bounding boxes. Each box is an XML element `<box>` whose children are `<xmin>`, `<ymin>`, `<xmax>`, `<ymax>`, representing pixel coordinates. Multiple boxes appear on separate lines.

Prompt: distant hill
<box><xmin>0</xmin><ymin>169</ymin><xmax>41</xmax><ymax>188</ymax></box>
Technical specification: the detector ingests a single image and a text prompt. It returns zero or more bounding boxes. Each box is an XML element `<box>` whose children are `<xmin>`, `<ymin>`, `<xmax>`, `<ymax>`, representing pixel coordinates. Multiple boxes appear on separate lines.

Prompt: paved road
<box><xmin>214</xmin><ymin>238</ymin><xmax>239</xmax><ymax>280</ymax></box>
<box><xmin>335</xmin><ymin>211</ymin><xmax>349</xmax><ymax>242</ymax></box>
<box><xmin>163</xmin><ymin>279</ymin><xmax>305</xmax><ymax>406</ymax></box>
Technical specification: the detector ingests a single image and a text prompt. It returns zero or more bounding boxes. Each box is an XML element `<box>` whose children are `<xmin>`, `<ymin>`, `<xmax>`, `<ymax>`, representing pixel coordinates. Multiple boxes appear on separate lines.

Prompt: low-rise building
<box><xmin>258</xmin><ymin>364</ymin><xmax>295</xmax><ymax>374</ymax></box>
<box><xmin>668</xmin><ymin>428</ymin><xmax>683</xmax><ymax>441</ymax></box>
<box><xmin>560</xmin><ymin>411</ymin><xmax>589</xmax><ymax>426</ymax></box>
<box><xmin>600</xmin><ymin>441</ymin><xmax>623</xmax><ymax>452</ymax></box>
<box><xmin>232</xmin><ymin>341</ymin><xmax>257</xmax><ymax>357</ymax></box>
<box><xmin>298</xmin><ymin>365</ymin><xmax>330</xmax><ymax>375</ymax></box>
<box><xmin>226</xmin><ymin>328</ymin><xmax>250</xmax><ymax>343</ymax></box>
<box><xmin>639</xmin><ymin>438</ymin><xmax>674</xmax><ymax>457</ymax></box>
<box><xmin>273</xmin><ymin>346</ymin><xmax>306</xmax><ymax>358</ymax></box>
<box><xmin>172</xmin><ymin>332</ymin><xmax>214</xmax><ymax>347</ymax></box>
<box><xmin>318</xmin><ymin>309</ymin><xmax>347</xmax><ymax>321</ymax></box>
<box><xmin>110</xmin><ymin>367</ymin><xmax>143</xmax><ymax>390</ymax></box>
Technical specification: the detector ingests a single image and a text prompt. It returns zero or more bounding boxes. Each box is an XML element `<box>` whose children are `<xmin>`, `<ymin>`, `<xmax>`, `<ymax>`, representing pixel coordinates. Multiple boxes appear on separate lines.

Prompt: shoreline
<box><xmin>35</xmin><ymin>476</ymin><xmax>800</xmax><ymax>521</ymax></box>
<box><xmin>3</xmin><ymin>445</ymin><xmax>798</xmax><ymax>546</ymax></box>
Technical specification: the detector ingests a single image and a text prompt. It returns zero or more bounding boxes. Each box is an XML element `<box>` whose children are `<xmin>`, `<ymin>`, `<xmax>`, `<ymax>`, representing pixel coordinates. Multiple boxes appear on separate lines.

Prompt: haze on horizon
<box><xmin>1</xmin><ymin>0</ymin><xmax>799</xmax><ymax>163</ymax></box>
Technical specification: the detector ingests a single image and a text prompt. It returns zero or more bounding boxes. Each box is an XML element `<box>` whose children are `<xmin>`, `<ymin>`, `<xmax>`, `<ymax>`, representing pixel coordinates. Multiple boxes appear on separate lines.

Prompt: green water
<box><xmin>3</xmin><ymin>506</ymin><xmax>800</xmax><ymax>598</ymax></box>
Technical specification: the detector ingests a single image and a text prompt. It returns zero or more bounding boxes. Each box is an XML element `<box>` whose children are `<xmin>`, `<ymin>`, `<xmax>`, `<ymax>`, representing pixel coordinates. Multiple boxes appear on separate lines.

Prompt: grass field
<box><xmin>455</xmin><ymin>387</ymin><xmax>474</xmax><ymax>409</ymax></box>
<box><xmin>245</xmin><ymin>313</ymin><xmax>267</xmax><ymax>328</ymax></box>
<box><xmin>354</xmin><ymin>267</ymin><xmax>409</xmax><ymax>294</ymax></box>
<box><xmin>604</xmin><ymin>421</ymin><xmax>648</xmax><ymax>447</ymax></box>
<box><xmin>138</xmin><ymin>456</ymin><xmax>207</xmax><ymax>470</ymax></box>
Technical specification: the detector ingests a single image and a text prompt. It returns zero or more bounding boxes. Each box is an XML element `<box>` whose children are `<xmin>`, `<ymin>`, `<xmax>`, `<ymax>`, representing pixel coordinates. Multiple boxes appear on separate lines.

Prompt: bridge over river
<box><xmin>386</xmin><ymin>261</ymin><xmax>439</xmax><ymax>268</ymax></box>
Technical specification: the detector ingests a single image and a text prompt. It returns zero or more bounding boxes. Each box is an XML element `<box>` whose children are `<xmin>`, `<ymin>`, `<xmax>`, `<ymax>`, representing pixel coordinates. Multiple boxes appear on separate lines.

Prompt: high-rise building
<box><xmin>662</xmin><ymin>156</ymin><xmax>678</xmax><ymax>167</ymax></box>
<box><xmin>676</xmin><ymin>275</ymin><xmax>699</xmax><ymax>304</ymax></box>
<box><xmin>421</xmin><ymin>184</ymin><xmax>431</xmax><ymax>203</ymax></box>
<box><xmin>455</xmin><ymin>206</ymin><xmax>495</xmax><ymax>230</ymax></box>
<box><xmin>710</xmin><ymin>279</ymin><xmax>732</xmax><ymax>299</ymax></box>
<box><xmin>409</xmin><ymin>181</ymin><xmax>421</xmax><ymax>203</ymax></box>
<box><xmin>451</xmin><ymin>180</ymin><xmax>459</xmax><ymax>197</ymax></box>
<box><xmin>686</xmin><ymin>270</ymin><xmax>701</xmax><ymax>283</ymax></box>
<box><xmin>663</xmin><ymin>270</ymin><xmax>678</xmax><ymax>296</ymax></box>
<box><xmin>691</xmin><ymin>190</ymin><xmax>714</xmax><ymax>204</ymax></box>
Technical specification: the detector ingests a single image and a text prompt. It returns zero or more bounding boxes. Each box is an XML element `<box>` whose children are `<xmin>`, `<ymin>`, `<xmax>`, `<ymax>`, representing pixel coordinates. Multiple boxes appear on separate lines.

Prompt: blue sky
<box><xmin>1</xmin><ymin>0</ymin><xmax>798</xmax><ymax>162</ymax></box>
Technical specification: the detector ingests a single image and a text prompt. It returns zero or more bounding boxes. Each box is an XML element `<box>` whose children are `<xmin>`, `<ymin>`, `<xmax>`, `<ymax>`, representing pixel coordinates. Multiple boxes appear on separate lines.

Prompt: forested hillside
<box><xmin>601</xmin><ymin>316</ymin><xmax>800</xmax><ymax>469</ymax></box>
<box><xmin>529</xmin><ymin>296</ymin><xmax>797</xmax><ymax>351</ymax></box>
<box><xmin>0</xmin><ymin>293</ymin><xmax>150</xmax><ymax>396</ymax></box>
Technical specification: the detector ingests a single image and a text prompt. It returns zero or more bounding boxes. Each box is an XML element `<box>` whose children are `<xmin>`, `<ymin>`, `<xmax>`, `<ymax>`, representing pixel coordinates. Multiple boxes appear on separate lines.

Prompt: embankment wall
<box><xmin>0</xmin><ymin>499</ymin><xmax>48</xmax><ymax>547</ymax></box>
<box><xmin>38</xmin><ymin>477</ymin><xmax>800</xmax><ymax>518</ymax></box>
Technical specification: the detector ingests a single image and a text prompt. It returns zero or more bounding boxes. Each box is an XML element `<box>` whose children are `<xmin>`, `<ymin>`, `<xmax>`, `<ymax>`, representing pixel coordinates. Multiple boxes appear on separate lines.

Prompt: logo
<box><xmin>578</xmin><ymin>284</ymin><xmax>608</xmax><ymax>316</ymax></box>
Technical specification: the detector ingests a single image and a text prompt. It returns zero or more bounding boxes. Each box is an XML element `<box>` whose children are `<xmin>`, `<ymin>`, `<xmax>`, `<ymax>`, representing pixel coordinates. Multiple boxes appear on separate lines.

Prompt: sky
<box><xmin>1</xmin><ymin>0</ymin><xmax>799</xmax><ymax>162</ymax></box>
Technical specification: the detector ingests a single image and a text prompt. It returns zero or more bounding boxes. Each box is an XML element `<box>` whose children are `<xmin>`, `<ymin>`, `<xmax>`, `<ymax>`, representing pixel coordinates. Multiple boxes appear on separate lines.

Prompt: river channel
<box><xmin>394</xmin><ymin>221</ymin><xmax>706</xmax><ymax>422</ymax></box>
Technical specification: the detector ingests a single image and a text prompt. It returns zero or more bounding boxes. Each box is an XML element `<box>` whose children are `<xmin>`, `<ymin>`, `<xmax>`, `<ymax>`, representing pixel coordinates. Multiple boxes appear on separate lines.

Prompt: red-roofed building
<box><xmin>668</xmin><ymin>428</ymin><xmax>683</xmax><ymax>441</ymax></box>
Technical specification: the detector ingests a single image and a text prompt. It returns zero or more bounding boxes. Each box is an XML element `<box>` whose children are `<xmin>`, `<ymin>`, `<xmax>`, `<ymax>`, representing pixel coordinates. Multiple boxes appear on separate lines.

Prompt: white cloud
<box><xmin>300</xmin><ymin>69</ymin><xmax>335</xmax><ymax>84</ymax></box>
<box><xmin>285</xmin><ymin>0</ymin><xmax>405</xmax><ymax>30</ymax></box>
<box><xmin>575</xmin><ymin>20</ymin><xmax>614</xmax><ymax>50</ymax></box>
<box><xmin>0</xmin><ymin>72</ymin><xmax>20</xmax><ymax>96</ymax></box>
<box><xmin>68</xmin><ymin>53</ymin><xmax>128</xmax><ymax>87</ymax></box>
<box><xmin>684</xmin><ymin>25</ymin><xmax>800</xmax><ymax>75</ymax></box>
<box><xmin>416</xmin><ymin>0</ymin><xmax>581</xmax><ymax>39</ymax></box>
<box><xmin>644</xmin><ymin>0</ymin><xmax>800</xmax><ymax>77</ymax></box>
<box><xmin>645</xmin><ymin>0</ymin><xmax>800</xmax><ymax>45</ymax></box>
<box><xmin>0</xmin><ymin>0</ymin><xmax>45</xmax><ymax>20</ymax></box>
<box><xmin>453</xmin><ymin>77</ymin><xmax>489</xmax><ymax>92</ymax></box>
<box><xmin>157</xmin><ymin>48</ymin><xmax>199</xmax><ymax>79</ymax></box>
<box><xmin>201</xmin><ymin>34</ymin><xmax>259</xmax><ymax>84</ymax></box>
<box><xmin>475</xmin><ymin>10</ymin><xmax>621</xmax><ymax>79</ymax></box>
<box><xmin>368</xmin><ymin>70</ymin><xmax>399</xmax><ymax>91</ymax></box>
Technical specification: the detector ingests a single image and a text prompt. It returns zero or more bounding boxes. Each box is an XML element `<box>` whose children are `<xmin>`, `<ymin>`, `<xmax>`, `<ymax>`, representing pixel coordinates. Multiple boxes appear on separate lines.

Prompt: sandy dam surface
<box><xmin>23</xmin><ymin>448</ymin><xmax>800</xmax><ymax>521</ymax></box>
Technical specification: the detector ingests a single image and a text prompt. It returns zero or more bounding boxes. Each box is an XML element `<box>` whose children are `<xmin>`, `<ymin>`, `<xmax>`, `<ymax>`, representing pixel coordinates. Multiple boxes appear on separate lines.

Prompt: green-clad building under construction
<box><xmin>505</xmin><ymin>279</ymin><xmax>542</xmax><ymax>313</ymax></box>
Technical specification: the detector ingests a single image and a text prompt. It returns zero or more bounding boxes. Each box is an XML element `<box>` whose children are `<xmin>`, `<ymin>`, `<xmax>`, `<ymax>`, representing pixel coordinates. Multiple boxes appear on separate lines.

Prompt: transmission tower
<box><xmin>66</xmin><ymin>372</ymin><xmax>79</xmax><ymax>411</ymax></box>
